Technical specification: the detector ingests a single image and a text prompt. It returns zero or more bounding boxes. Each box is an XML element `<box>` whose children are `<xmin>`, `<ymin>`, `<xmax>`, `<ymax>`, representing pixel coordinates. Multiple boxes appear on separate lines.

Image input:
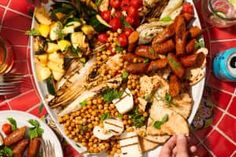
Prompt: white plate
<box><xmin>0</xmin><ymin>110</ymin><xmax>63</xmax><ymax>157</ymax></box>
<box><xmin>30</xmin><ymin>0</ymin><xmax>206</xmax><ymax>156</ymax></box>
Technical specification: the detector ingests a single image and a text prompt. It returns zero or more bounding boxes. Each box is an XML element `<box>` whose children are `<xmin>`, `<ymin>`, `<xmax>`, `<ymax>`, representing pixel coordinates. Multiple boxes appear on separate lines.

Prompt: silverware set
<box><xmin>41</xmin><ymin>139</ymin><xmax>56</xmax><ymax>157</ymax></box>
<box><xmin>0</xmin><ymin>73</ymin><xmax>24</xmax><ymax>95</ymax></box>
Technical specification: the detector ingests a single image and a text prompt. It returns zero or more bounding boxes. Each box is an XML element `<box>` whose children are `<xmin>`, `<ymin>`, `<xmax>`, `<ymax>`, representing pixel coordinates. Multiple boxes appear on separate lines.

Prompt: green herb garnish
<box><xmin>102</xmin><ymin>88</ymin><xmax>123</xmax><ymax>102</ymax></box>
<box><xmin>165</xmin><ymin>93</ymin><xmax>172</xmax><ymax>106</ymax></box>
<box><xmin>7</xmin><ymin>117</ymin><xmax>17</xmax><ymax>131</ymax></box>
<box><xmin>149</xmin><ymin>48</ymin><xmax>155</xmax><ymax>54</ymax></box>
<box><xmin>80</xmin><ymin>100</ymin><xmax>87</xmax><ymax>107</ymax></box>
<box><xmin>28</xmin><ymin>119</ymin><xmax>44</xmax><ymax>139</ymax></box>
<box><xmin>121</xmin><ymin>71</ymin><xmax>129</xmax><ymax>81</ymax></box>
<box><xmin>25</xmin><ymin>29</ymin><xmax>40</xmax><ymax>36</ymax></box>
<box><xmin>120</xmin><ymin>16</ymin><xmax>132</xmax><ymax>28</ymax></box>
<box><xmin>0</xmin><ymin>147</ymin><xmax>13</xmax><ymax>157</ymax></box>
<box><xmin>160</xmin><ymin>16</ymin><xmax>172</xmax><ymax>22</ymax></box>
<box><xmin>100</xmin><ymin>112</ymin><xmax>110</xmax><ymax>121</ymax></box>
<box><xmin>131</xmin><ymin>108</ymin><xmax>146</xmax><ymax>128</ymax></box>
<box><xmin>144</xmin><ymin>58</ymin><xmax>150</xmax><ymax>63</ymax></box>
<box><xmin>115</xmin><ymin>45</ymin><xmax>124</xmax><ymax>53</ymax></box>
<box><xmin>168</xmin><ymin>57</ymin><xmax>180</xmax><ymax>68</ymax></box>
<box><xmin>153</xmin><ymin>114</ymin><xmax>169</xmax><ymax>129</ymax></box>
<box><xmin>195</xmin><ymin>39</ymin><xmax>205</xmax><ymax>49</ymax></box>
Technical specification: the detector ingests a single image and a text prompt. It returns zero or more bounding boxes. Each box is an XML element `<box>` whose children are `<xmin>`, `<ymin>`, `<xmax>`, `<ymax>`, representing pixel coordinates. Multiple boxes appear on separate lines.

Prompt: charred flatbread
<box><xmin>147</xmin><ymin>105</ymin><xmax>189</xmax><ymax>135</ymax></box>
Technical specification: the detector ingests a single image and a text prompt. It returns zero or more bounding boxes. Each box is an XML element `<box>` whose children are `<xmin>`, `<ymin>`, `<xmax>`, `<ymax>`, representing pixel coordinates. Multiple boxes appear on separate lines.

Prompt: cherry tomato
<box><xmin>123</xmin><ymin>27</ymin><xmax>133</xmax><ymax>37</ymax></box>
<box><xmin>182</xmin><ymin>2</ymin><xmax>194</xmax><ymax>15</ymax></box>
<box><xmin>101</xmin><ymin>10</ymin><xmax>111</xmax><ymax>22</ymax></box>
<box><xmin>109</xmin><ymin>17</ymin><xmax>122</xmax><ymax>31</ymax></box>
<box><xmin>125</xmin><ymin>16</ymin><xmax>135</xmax><ymax>25</ymax></box>
<box><xmin>110</xmin><ymin>0</ymin><xmax>121</xmax><ymax>9</ymax></box>
<box><xmin>127</xmin><ymin>6</ymin><xmax>139</xmax><ymax>18</ymax></box>
<box><xmin>130</xmin><ymin>0</ymin><xmax>143</xmax><ymax>9</ymax></box>
<box><xmin>114</xmin><ymin>11</ymin><xmax>123</xmax><ymax>18</ymax></box>
<box><xmin>98</xmin><ymin>33</ymin><xmax>109</xmax><ymax>43</ymax></box>
<box><xmin>121</xmin><ymin>0</ymin><xmax>129</xmax><ymax>11</ymax></box>
<box><xmin>2</xmin><ymin>123</ymin><xmax>12</xmax><ymax>135</ymax></box>
<box><xmin>118</xmin><ymin>33</ymin><xmax>128</xmax><ymax>47</ymax></box>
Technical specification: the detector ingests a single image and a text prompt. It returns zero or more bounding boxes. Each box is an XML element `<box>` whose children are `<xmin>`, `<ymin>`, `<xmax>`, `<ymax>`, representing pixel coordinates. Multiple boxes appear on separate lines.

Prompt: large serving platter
<box><xmin>30</xmin><ymin>0</ymin><xmax>206</xmax><ymax>156</ymax></box>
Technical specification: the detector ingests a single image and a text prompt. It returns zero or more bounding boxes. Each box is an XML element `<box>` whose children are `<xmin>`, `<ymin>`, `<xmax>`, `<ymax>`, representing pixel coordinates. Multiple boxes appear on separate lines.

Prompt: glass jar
<box><xmin>202</xmin><ymin>0</ymin><xmax>236</xmax><ymax>28</ymax></box>
<box><xmin>0</xmin><ymin>37</ymin><xmax>14</xmax><ymax>74</ymax></box>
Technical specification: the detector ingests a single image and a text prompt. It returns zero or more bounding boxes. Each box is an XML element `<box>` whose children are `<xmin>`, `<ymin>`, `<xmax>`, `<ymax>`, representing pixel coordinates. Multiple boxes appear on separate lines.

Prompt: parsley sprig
<box><xmin>153</xmin><ymin>114</ymin><xmax>169</xmax><ymax>129</ymax></box>
<box><xmin>102</xmin><ymin>88</ymin><xmax>123</xmax><ymax>102</ymax></box>
<box><xmin>130</xmin><ymin>108</ymin><xmax>146</xmax><ymax>128</ymax></box>
<box><xmin>28</xmin><ymin>119</ymin><xmax>44</xmax><ymax>139</ymax></box>
<box><xmin>0</xmin><ymin>146</ymin><xmax>13</xmax><ymax>157</ymax></box>
<box><xmin>7</xmin><ymin>117</ymin><xmax>17</xmax><ymax>131</ymax></box>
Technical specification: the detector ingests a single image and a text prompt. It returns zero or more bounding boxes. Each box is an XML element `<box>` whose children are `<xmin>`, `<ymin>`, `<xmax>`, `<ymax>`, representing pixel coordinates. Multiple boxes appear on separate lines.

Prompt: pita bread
<box><xmin>147</xmin><ymin>105</ymin><xmax>189</xmax><ymax>136</ymax></box>
<box><xmin>186</xmin><ymin>67</ymin><xmax>205</xmax><ymax>85</ymax></box>
<box><xmin>139</xmin><ymin>135</ymin><xmax>170</xmax><ymax>152</ymax></box>
<box><xmin>160</xmin><ymin>0</ymin><xmax>183</xmax><ymax>19</ymax></box>
<box><xmin>154</xmin><ymin>93</ymin><xmax>193</xmax><ymax>119</ymax></box>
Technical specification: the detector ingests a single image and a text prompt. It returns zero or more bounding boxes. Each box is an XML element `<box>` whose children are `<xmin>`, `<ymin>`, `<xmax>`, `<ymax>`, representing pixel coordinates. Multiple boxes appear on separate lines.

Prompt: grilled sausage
<box><xmin>152</xmin><ymin>23</ymin><xmax>175</xmax><ymax>45</ymax></box>
<box><xmin>125</xmin><ymin>63</ymin><xmax>149</xmax><ymax>74</ymax></box>
<box><xmin>169</xmin><ymin>74</ymin><xmax>181</xmax><ymax>97</ymax></box>
<box><xmin>147</xmin><ymin>58</ymin><xmax>168</xmax><ymax>72</ymax></box>
<box><xmin>194</xmin><ymin>52</ymin><xmax>206</xmax><ymax>68</ymax></box>
<box><xmin>27</xmin><ymin>137</ymin><xmax>42</xmax><ymax>157</ymax></box>
<box><xmin>4</xmin><ymin>126</ymin><xmax>27</xmax><ymax>146</ymax></box>
<box><xmin>186</xmin><ymin>39</ymin><xmax>196</xmax><ymax>54</ymax></box>
<box><xmin>167</xmin><ymin>53</ymin><xmax>185</xmax><ymax>78</ymax></box>
<box><xmin>13</xmin><ymin>139</ymin><xmax>29</xmax><ymax>157</ymax></box>
<box><xmin>122</xmin><ymin>53</ymin><xmax>145</xmax><ymax>63</ymax></box>
<box><xmin>180</xmin><ymin>53</ymin><xmax>198</xmax><ymax>67</ymax></box>
<box><xmin>175</xmin><ymin>15</ymin><xmax>187</xmax><ymax>56</ymax></box>
<box><xmin>152</xmin><ymin>39</ymin><xmax>175</xmax><ymax>55</ymax></box>
<box><xmin>135</xmin><ymin>45</ymin><xmax>159</xmax><ymax>60</ymax></box>
<box><xmin>189</xmin><ymin>26</ymin><xmax>202</xmax><ymax>38</ymax></box>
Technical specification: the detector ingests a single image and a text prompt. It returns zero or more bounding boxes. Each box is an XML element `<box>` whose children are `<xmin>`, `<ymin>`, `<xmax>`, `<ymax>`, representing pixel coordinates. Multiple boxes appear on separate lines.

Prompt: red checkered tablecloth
<box><xmin>0</xmin><ymin>0</ymin><xmax>235</xmax><ymax>156</ymax></box>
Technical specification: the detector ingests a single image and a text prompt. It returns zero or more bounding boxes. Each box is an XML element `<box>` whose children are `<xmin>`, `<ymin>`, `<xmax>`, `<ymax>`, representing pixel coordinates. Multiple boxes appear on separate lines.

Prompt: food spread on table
<box><xmin>28</xmin><ymin>0</ymin><xmax>209</xmax><ymax>156</ymax></box>
<box><xmin>0</xmin><ymin>118</ymin><xmax>44</xmax><ymax>157</ymax></box>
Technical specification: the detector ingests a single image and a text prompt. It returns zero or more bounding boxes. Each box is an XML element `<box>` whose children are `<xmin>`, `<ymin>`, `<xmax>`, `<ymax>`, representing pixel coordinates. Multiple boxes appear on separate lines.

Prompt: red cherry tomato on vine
<box><xmin>2</xmin><ymin>123</ymin><xmax>12</xmax><ymax>135</ymax></box>
<box><xmin>118</xmin><ymin>33</ymin><xmax>128</xmax><ymax>47</ymax></box>
<box><xmin>182</xmin><ymin>2</ymin><xmax>194</xmax><ymax>15</ymax></box>
<box><xmin>109</xmin><ymin>17</ymin><xmax>122</xmax><ymax>31</ymax></box>
<box><xmin>125</xmin><ymin>16</ymin><xmax>135</xmax><ymax>25</ymax></box>
<box><xmin>98</xmin><ymin>33</ymin><xmax>109</xmax><ymax>43</ymax></box>
<box><xmin>123</xmin><ymin>27</ymin><xmax>133</xmax><ymax>37</ymax></box>
<box><xmin>121</xmin><ymin>0</ymin><xmax>129</xmax><ymax>11</ymax></box>
<box><xmin>101</xmin><ymin>10</ymin><xmax>111</xmax><ymax>22</ymax></box>
<box><xmin>130</xmin><ymin>0</ymin><xmax>143</xmax><ymax>9</ymax></box>
<box><xmin>110</xmin><ymin>0</ymin><xmax>121</xmax><ymax>9</ymax></box>
<box><xmin>127</xmin><ymin>6</ymin><xmax>139</xmax><ymax>18</ymax></box>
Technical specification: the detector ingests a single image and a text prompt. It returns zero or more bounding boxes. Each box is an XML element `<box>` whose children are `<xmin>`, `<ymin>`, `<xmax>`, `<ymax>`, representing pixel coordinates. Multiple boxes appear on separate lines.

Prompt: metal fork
<box><xmin>0</xmin><ymin>73</ymin><xmax>23</xmax><ymax>95</ymax></box>
<box><xmin>42</xmin><ymin>139</ymin><xmax>56</xmax><ymax>157</ymax></box>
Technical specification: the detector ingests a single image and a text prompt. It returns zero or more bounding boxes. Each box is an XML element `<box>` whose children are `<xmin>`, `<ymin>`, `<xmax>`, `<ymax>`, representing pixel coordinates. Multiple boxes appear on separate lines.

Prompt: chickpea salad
<box><xmin>29</xmin><ymin>0</ymin><xmax>208</xmax><ymax>156</ymax></box>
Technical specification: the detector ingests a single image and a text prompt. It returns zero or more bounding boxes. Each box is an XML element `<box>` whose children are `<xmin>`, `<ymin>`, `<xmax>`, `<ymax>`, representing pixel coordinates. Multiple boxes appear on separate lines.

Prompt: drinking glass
<box><xmin>0</xmin><ymin>37</ymin><xmax>14</xmax><ymax>74</ymax></box>
<box><xmin>202</xmin><ymin>0</ymin><xmax>236</xmax><ymax>28</ymax></box>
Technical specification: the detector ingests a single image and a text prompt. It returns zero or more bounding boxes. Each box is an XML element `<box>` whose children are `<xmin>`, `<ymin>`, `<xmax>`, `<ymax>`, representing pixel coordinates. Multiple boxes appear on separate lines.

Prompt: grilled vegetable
<box><xmin>38</xmin><ymin>24</ymin><xmax>50</xmax><ymax>38</ymax></box>
<box><xmin>81</xmin><ymin>25</ymin><xmax>95</xmax><ymax>35</ymax></box>
<box><xmin>167</xmin><ymin>53</ymin><xmax>185</xmax><ymax>78</ymax></box>
<box><xmin>46</xmin><ymin>77</ymin><xmax>56</xmax><ymax>95</ymax></box>
<box><xmin>71</xmin><ymin>32</ymin><xmax>87</xmax><ymax>50</ymax></box>
<box><xmin>33</xmin><ymin>36</ymin><xmax>47</xmax><ymax>55</ymax></box>
<box><xmin>58</xmin><ymin>40</ymin><xmax>71</xmax><ymax>52</ymax></box>
<box><xmin>62</xmin><ymin>19</ymin><xmax>81</xmax><ymax>35</ymax></box>
<box><xmin>89</xmin><ymin>15</ymin><xmax>111</xmax><ymax>32</ymax></box>
<box><xmin>35</xmin><ymin>63</ymin><xmax>51</xmax><ymax>81</ymax></box>
<box><xmin>35</xmin><ymin>7</ymin><xmax>52</xmax><ymax>25</ymax></box>
<box><xmin>46</xmin><ymin>43</ymin><xmax>59</xmax><ymax>53</ymax></box>
<box><xmin>50</xmin><ymin>22</ymin><xmax>63</xmax><ymax>41</ymax></box>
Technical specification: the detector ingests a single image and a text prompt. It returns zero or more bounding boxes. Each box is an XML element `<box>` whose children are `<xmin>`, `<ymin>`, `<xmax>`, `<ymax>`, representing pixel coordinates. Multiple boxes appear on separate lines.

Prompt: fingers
<box><xmin>176</xmin><ymin>135</ymin><xmax>189</xmax><ymax>157</ymax></box>
<box><xmin>159</xmin><ymin>136</ymin><xmax>177</xmax><ymax>157</ymax></box>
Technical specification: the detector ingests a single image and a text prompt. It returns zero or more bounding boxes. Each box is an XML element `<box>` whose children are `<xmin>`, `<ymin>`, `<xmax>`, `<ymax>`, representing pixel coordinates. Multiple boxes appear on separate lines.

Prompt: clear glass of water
<box><xmin>0</xmin><ymin>37</ymin><xmax>14</xmax><ymax>74</ymax></box>
<box><xmin>202</xmin><ymin>0</ymin><xmax>236</xmax><ymax>28</ymax></box>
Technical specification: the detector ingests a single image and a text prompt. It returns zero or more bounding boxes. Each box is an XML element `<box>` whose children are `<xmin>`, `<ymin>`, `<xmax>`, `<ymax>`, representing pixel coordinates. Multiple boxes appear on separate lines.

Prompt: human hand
<box><xmin>159</xmin><ymin>135</ymin><xmax>197</xmax><ymax>157</ymax></box>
